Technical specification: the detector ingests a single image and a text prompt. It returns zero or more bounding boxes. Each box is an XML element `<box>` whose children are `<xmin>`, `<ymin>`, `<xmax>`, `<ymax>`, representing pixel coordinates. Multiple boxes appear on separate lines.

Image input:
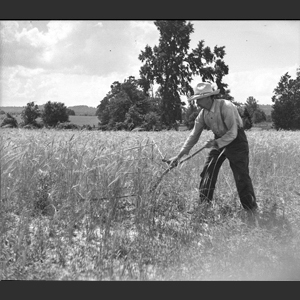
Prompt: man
<box><xmin>169</xmin><ymin>82</ymin><xmax>258</xmax><ymax>223</ymax></box>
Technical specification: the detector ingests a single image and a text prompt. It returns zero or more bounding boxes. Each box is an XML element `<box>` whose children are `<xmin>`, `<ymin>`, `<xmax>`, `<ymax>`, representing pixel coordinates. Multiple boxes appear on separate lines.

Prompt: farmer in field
<box><xmin>169</xmin><ymin>82</ymin><xmax>258</xmax><ymax>223</ymax></box>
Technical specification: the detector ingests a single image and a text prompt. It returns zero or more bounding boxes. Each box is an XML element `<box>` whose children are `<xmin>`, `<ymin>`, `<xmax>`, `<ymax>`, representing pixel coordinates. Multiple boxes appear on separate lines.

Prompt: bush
<box><xmin>21</xmin><ymin>102</ymin><xmax>41</xmax><ymax>126</ymax></box>
<box><xmin>0</xmin><ymin>113</ymin><xmax>18</xmax><ymax>128</ymax></box>
<box><xmin>56</xmin><ymin>122</ymin><xmax>80</xmax><ymax>130</ymax></box>
<box><xmin>66</xmin><ymin>108</ymin><xmax>76</xmax><ymax>116</ymax></box>
<box><xmin>142</xmin><ymin>111</ymin><xmax>162</xmax><ymax>131</ymax></box>
<box><xmin>98</xmin><ymin>124</ymin><xmax>109</xmax><ymax>131</ymax></box>
<box><xmin>242</xmin><ymin>107</ymin><xmax>253</xmax><ymax>130</ymax></box>
<box><xmin>41</xmin><ymin>101</ymin><xmax>69</xmax><ymax>127</ymax></box>
<box><xmin>81</xmin><ymin>124</ymin><xmax>93</xmax><ymax>130</ymax></box>
<box><xmin>252</xmin><ymin>109</ymin><xmax>267</xmax><ymax>124</ymax></box>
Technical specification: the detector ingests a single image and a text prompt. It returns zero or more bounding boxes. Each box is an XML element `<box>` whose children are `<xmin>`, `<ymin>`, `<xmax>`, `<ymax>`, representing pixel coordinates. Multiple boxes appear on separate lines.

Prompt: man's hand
<box><xmin>163</xmin><ymin>153</ymin><xmax>184</xmax><ymax>167</ymax></box>
<box><xmin>205</xmin><ymin>139</ymin><xmax>218</xmax><ymax>149</ymax></box>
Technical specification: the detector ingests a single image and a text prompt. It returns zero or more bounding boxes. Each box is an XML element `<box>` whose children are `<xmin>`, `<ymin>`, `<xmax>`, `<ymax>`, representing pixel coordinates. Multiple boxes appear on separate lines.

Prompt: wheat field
<box><xmin>1</xmin><ymin>128</ymin><xmax>300</xmax><ymax>280</ymax></box>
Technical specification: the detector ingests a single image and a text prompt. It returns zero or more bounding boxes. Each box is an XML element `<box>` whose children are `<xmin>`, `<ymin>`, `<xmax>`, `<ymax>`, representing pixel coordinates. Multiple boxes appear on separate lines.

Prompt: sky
<box><xmin>1</xmin><ymin>20</ymin><xmax>299</xmax><ymax>108</ymax></box>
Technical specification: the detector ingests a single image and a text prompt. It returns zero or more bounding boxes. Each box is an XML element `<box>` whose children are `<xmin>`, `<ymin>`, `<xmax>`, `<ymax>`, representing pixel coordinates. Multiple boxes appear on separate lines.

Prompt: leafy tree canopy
<box><xmin>21</xmin><ymin>102</ymin><xmax>41</xmax><ymax>125</ymax></box>
<box><xmin>66</xmin><ymin>108</ymin><xmax>76</xmax><ymax>116</ymax></box>
<box><xmin>244</xmin><ymin>96</ymin><xmax>266</xmax><ymax>124</ymax></box>
<box><xmin>138</xmin><ymin>20</ymin><xmax>230</xmax><ymax>126</ymax></box>
<box><xmin>271</xmin><ymin>67</ymin><xmax>300</xmax><ymax>130</ymax></box>
<box><xmin>96</xmin><ymin>76</ymin><xmax>159</xmax><ymax>130</ymax></box>
<box><xmin>41</xmin><ymin>101</ymin><xmax>69</xmax><ymax>127</ymax></box>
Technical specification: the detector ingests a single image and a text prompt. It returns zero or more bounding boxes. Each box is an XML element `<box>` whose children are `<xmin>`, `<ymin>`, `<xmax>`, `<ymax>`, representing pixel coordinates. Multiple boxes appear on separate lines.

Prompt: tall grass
<box><xmin>1</xmin><ymin>128</ymin><xmax>300</xmax><ymax>280</ymax></box>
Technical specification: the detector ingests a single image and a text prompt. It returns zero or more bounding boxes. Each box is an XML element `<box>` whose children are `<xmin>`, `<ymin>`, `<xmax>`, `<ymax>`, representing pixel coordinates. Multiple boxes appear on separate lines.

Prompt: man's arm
<box><xmin>168</xmin><ymin>110</ymin><xmax>205</xmax><ymax>165</ymax></box>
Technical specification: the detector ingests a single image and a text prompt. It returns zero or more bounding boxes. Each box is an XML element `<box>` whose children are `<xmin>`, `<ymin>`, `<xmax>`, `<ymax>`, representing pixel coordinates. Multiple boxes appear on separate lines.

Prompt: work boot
<box><xmin>245</xmin><ymin>208</ymin><xmax>260</xmax><ymax>227</ymax></box>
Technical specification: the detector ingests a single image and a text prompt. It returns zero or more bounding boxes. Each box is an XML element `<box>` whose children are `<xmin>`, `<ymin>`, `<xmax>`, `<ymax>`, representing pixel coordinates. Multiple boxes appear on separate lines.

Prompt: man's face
<box><xmin>196</xmin><ymin>96</ymin><xmax>208</xmax><ymax>108</ymax></box>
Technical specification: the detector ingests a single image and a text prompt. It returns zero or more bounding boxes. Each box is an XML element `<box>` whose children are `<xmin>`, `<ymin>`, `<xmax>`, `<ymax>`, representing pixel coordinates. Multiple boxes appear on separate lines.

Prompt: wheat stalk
<box><xmin>150</xmin><ymin>145</ymin><xmax>207</xmax><ymax>192</ymax></box>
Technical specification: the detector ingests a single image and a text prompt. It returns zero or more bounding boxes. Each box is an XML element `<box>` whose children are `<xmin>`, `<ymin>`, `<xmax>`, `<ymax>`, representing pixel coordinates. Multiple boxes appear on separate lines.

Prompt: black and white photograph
<box><xmin>1</xmin><ymin>20</ymin><xmax>300</xmax><ymax>281</ymax></box>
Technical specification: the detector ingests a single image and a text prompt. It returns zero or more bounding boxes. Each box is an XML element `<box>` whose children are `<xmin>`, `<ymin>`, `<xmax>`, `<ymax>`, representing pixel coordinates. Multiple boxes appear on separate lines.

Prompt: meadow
<box><xmin>1</xmin><ymin>128</ymin><xmax>300</xmax><ymax>280</ymax></box>
<box><xmin>68</xmin><ymin>115</ymin><xmax>99</xmax><ymax>127</ymax></box>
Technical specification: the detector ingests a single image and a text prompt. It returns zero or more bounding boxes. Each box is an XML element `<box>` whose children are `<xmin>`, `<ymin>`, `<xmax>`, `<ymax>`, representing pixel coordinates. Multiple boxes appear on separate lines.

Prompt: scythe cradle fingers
<box><xmin>151</xmin><ymin>145</ymin><xmax>207</xmax><ymax>192</ymax></box>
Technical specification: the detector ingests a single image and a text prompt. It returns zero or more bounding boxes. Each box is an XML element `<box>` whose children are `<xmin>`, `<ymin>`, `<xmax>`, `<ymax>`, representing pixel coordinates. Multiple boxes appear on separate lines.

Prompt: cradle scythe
<box><xmin>150</xmin><ymin>145</ymin><xmax>207</xmax><ymax>192</ymax></box>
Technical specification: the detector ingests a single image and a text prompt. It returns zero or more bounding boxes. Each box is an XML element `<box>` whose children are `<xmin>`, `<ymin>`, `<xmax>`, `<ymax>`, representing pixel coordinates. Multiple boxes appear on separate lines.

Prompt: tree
<box><xmin>252</xmin><ymin>109</ymin><xmax>266</xmax><ymax>123</ymax></box>
<box><xmin>271</xmin><ymin>68</ymin><xmax>300</xmax><ymax>130</ymax></box>
<box><xmin>244</xmin><ymin>96</ymin><xmax>267</xmax><ymax>124</ymax></box>
<box><xmin>183</xmin><ymin>103</ymin><xmax>200</xmax><ymax>130</ymax></box>
<box><xmin>21</xmin><ymin>102</ymin><xmax>41</xmax><ymax>126</ymax></box>
<box><xmin>66</xmin><ymin>108</ymin><xmax>75</xmax><ymax>116</ymax></box>
<box><xmin>123</xmin><ymin>105</ymin><xmax>145</xmax><ymax>130</ymax></box>
<box><xmin>230</xmin><ymin>101</ymin><xmax>253</xmax><ymax>130</ymax></box>
<box><xmin>41</xmin><ymin>101</ymin><xmax>69</xmax><ymax>127</ymax></box>
<box><xmin>215</xmin><ymin>88</ymin><xmax>234</xmax><ymax>101</ymax></box>
<box><xmin>142</xmin><ymin>111</ymin><xmax>162</xmax><ymax>131</ymax></box>
<box><xmin>245</xmin><ymin>96</ymin><xmax>259</xmax><ymax>117</ymax></box>
<box><xmin>96</xmin><ymin>76</ymin><xmax>151</xmax><ymax>130</ymax></box>
<box><xmin>242</xmin><ymin>107</ymin><xmax>253</xmax><ymax>130</ymax></box>
<box><xmin>96</xmin><ymin>96</ymin><xmax>110</xmax><ymax>129</ymax></box>
<box><xmin>138</xmin><ymin>20</ymin><xmax>229</xmax><ymax>127</ymax></box>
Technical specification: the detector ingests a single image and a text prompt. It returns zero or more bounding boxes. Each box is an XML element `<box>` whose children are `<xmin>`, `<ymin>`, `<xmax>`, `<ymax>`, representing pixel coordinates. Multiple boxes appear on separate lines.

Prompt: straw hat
<box><xmin>188</xmin><ymin>82</ymin><xmax>220</xmax><ymax>102</ymax></box>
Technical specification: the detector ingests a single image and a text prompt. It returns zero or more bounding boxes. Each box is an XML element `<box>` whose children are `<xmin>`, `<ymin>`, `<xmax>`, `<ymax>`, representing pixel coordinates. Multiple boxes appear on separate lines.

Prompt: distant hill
<box><xmin>0</xmin><ymin>105</ymin><xmax>97</xmax><ymax>116</ymax></box>
<box><xmin>259</xmin><ymin>104</ymin><xmax>273</xmax><ymax>116</ymax></box>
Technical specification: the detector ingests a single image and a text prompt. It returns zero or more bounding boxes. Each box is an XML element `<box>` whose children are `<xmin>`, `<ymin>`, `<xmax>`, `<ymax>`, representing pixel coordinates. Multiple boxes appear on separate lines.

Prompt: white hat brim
<box><xmin>188</xmin><ymin>89</ymin><xmax>220</xmax><ymax>102</ymax></box>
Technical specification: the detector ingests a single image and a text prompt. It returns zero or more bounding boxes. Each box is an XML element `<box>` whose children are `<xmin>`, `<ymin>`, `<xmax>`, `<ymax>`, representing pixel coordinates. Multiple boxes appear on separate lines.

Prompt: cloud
<box><xmin>223</xmin><ymin>64</ymin><xmax>299</xmax><ymax>104</ymax></box>
<box><xmin>0</xmin><ymin>20</ymin><xmax>161</xmax><ymax>107</ymax></box>
<box><xmin>0</xmin><ymin>64</ymin><xmax>136</xmax><ymax>107</ymax></box>
<box><xmin>3</xmin><ymin>20</ymin><xmax>296</xmax><ymax>108</ymax></box>
<box><xmin>129</xmin><ymin>21</ymin><xmax>158</xmax><ymax>50</ymax></box>
<box><xmin>0</xmin><ymin>20</ymin><xmax>159</xmax><ymax>77</ymax></box>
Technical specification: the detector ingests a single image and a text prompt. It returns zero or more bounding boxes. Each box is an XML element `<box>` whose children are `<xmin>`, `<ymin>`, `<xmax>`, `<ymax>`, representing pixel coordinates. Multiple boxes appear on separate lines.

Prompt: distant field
<box><xmin>69</xmin><ymin>115</ymin><xmax>99</xmax><ymax>126</ymax></box>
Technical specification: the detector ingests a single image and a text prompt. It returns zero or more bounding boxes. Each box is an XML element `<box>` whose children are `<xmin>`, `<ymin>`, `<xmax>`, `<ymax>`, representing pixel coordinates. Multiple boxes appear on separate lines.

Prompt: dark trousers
<box><xmin>199</xmin><ymin>128</ymin><xmax>257</xmax><ymax>211</ymax></box>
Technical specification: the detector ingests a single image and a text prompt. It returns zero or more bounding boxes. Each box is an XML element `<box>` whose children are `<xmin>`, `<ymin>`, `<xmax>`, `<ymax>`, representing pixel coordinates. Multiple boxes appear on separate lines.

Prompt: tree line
<box><xmin>0</xmin><ymin>101</ymin><xmax>77</xmax><ymax>129</ymax></box>
<box><xmin>96</xmin><ymin>21</ymin><xmax>300</xmax><ymax>131</ymax></box>
<box><xmin>1</xmin><ymin>21</ymin><xmax>299</xmax><ymax>131</ymax></box>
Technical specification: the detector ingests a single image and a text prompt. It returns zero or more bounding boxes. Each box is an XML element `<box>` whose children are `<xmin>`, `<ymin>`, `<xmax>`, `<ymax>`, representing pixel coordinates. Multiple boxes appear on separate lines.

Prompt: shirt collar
<box><xmin>204</xmin><ymin>99</ymin><xmax>216</xmax><ymax>113</ymax></box>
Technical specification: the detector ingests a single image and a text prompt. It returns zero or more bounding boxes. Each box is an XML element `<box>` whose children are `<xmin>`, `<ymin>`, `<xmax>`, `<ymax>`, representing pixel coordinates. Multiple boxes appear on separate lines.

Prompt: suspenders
<box><xmin>218</xmin><ymin>99</ymin><xmax>243</xmax><ymax>131</ymax></box>
<box><xmin>219</xmin><ymin>99</ymin><xmax>228</xmax><ymax>131</ymax></box>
